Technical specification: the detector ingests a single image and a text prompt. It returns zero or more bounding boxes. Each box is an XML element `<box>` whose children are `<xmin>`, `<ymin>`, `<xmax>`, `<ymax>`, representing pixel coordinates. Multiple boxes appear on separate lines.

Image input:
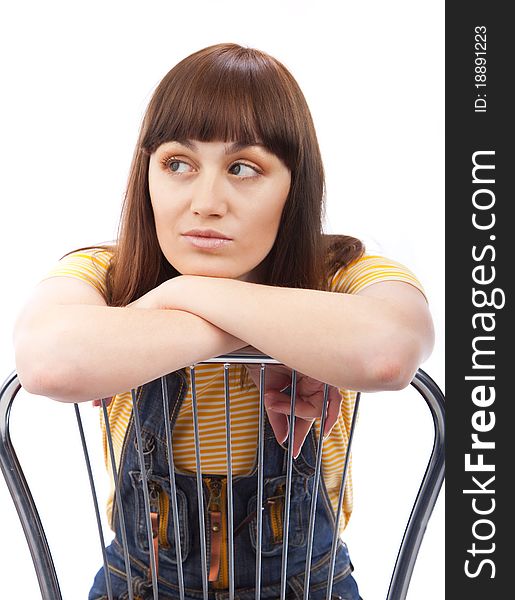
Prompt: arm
<box><xmin>13</xmin><ymin>276</ymin><xmax>246</xmax><ymax>403</ymax></box>
<box><xmin>148</xmin><ymin>276</ymin><xmax>435</xmax><ymax>392</ymax></box>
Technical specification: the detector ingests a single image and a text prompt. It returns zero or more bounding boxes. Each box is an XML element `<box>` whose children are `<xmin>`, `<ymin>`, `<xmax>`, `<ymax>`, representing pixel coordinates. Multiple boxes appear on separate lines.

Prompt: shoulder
<box><xmin>41</xmin><ymin>246</ymin><xmax>114</xmax><ymax>297</ymax></box>
<box><xmin>328</xmin><ymin>254</ymin><xmax>427</xmax><ymax>299</ymax></box>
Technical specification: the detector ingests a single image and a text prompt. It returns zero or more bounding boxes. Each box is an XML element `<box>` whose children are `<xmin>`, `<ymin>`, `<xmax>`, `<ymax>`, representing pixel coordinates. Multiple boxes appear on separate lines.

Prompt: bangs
<box><xmin>140</xmin><ymin>45</ymin><xmax>304</xmax><ymax>170</ymax></box>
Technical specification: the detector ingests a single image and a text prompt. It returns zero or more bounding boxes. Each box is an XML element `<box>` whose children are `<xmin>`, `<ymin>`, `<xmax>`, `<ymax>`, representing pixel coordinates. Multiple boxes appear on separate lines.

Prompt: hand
<box><xmin>245</xmin><ymin>364</ymin><xmax>342</xmax><ymax>458</ymax></box>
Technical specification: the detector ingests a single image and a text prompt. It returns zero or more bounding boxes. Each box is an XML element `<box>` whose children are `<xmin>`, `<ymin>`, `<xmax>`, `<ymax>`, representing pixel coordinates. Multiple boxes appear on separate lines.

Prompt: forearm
<box><xmin>160</xmin><ymin>277</ymin><xmax>432</xmax><ymax>392</ymax></box>
<box><xmin>14</xmin><ymin>304</ymin><xmax>245</xmax><ymax>402</ymax></box>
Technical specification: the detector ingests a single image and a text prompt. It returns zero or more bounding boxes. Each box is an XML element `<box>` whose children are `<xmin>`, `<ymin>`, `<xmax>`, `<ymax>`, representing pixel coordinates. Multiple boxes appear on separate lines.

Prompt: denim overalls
<box><xmin>89</xmin><ymin>370</ymin><xmax>360</xmax><ymax>600</ymax></box>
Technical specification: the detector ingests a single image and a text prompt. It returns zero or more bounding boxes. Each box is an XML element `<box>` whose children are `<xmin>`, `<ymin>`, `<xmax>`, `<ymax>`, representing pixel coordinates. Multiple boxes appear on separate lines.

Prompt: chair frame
<box><xmin>0</xmin><ymin>361</ymin><xmax>444</xmax><ymax>600</ymax></box>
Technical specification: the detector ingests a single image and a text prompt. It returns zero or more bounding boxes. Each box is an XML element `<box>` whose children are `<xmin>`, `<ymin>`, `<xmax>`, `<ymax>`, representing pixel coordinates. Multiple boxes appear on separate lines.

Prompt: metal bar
<box><xmin>161</xmin><ymin>377</ymin><xmax>185</xmax><ymax>600</ymax></box>
<box><xmin>1</xmin><ymin>358</ymin><xmax>444</xmax><ymax>600</ymax></box>
<box><xmin>254</xmin><ymin>364</ymin><xmax>266</xmax><ymax>600</ymax></box>
<box><xmin>74</xmin><ymin>403</ymin><xmax>113</xmax><ymax>600</ymax></box>
<box><xmin>386</xmin><ymin>369</ymin><xmax>445</xmax><ymax>600</ymax></box>
<box><xmin>326</xmin><ymin>392</ymin><xmax>361</xmax><ymax>600</ymax></box>
<box><xmin>223</xmin><ymin>364</ymin><xmax>235</xmax><ymax>600</ymax></box>
<box><xmin>280</xmin><ymin>370</ymin><xmax>297</xmax><ymax>600</ymax></box>
<box><xmin>102</xmin><ymin>399</ymin><xmax>134</xmax><ymax>600</ymax></box>
<box><xmin>303</xmin><ymin>383</ymin><xmax>330</xmax><ymax>600</ymax></box>
<box><xmin>131</xmin><ymin>390</ymin><xmax>159</xmax><ymax>600</ymax></box>
<box><xmin>190</xmin><ymin>366</ymin><xmax>209</xmax><ymax>600</ymax></box>
<box><xmin>0</xmin><ymin>372</ymin><xmax>62</xmax><ymax>600</ymax></box>
<box><xmin>201</xmin><ymin>352</ymin><xmax>281</xmax><ymax>365</ymax></box>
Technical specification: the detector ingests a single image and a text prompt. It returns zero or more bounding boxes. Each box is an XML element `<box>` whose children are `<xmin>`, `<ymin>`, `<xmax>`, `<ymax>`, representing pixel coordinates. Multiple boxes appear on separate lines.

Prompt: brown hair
<box><xmin>70</xmin><ymin>43</ymin><xmax>363</xmax><ymax>306</ymax></box>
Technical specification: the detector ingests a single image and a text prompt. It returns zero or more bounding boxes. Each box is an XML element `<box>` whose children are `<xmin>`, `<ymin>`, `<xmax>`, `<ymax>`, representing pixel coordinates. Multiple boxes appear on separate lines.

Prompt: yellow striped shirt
<box><xmin>44</xmin><ymin>248</ymin><xmax>425</xmax><ymax>532</ymax></box>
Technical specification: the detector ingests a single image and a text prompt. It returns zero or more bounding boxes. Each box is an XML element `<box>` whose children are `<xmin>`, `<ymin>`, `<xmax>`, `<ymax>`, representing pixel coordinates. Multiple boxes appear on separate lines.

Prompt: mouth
<box><xmin>183</xmin><ymin>229</ymin><xmax>232</xmax><ymax>239</ymax></box>
<box><xmin>182</xmin><ymin>229</ymin><xmax>233</xmax><ymax>250</ymax></box>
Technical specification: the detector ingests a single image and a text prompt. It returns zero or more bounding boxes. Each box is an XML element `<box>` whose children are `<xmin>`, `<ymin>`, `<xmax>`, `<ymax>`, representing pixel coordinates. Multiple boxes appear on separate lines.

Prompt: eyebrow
<box><xmin>170</xmin><ymin>139</ymin><xmax>266</xmax><ymax>155</ymax></box>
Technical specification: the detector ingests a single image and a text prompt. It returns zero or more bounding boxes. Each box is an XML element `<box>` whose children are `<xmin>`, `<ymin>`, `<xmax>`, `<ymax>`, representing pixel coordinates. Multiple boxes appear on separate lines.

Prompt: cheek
<box><xmin>149</xmin><ymin>173</ymin><xmax>178</xmax><ymax>219</ymax></box>
<box><xmin>264</xmin><ymin>209</ymin><xmax>284</xmax><ymax>240</ymax></box>
<box><xmin>250</xmin><ymin>196</ymin><xmax>287</xmax><ymax>252</ymax></box>
<box><xmin>151</xmin><ymin>204</ymin><xmax>169</xmax><ymax>239</ymax></box>
<box><xmin>266</xmin><ymin>185</ymin><xmax>289</xmax><ymax>233</ymax></box>
<box><xmin>150</xmin><ymin>188</ymin><xmax>181</xmax><ymax>232</ymax></box>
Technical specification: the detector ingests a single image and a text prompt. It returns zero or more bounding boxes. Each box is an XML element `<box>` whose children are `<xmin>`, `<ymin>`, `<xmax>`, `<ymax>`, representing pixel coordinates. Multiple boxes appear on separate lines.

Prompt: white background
<box><xmin>0</xmin><ymin>1</ymin><xmax>444</xmax><ymax>598</ymax></box>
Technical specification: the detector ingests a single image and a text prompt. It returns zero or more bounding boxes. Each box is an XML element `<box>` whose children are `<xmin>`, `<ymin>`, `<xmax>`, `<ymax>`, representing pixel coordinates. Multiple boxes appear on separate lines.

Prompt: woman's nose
<box><xmin>190</xmin><ymin>172</ymin><xmax>228</xmax><ymax>217</ymax></box>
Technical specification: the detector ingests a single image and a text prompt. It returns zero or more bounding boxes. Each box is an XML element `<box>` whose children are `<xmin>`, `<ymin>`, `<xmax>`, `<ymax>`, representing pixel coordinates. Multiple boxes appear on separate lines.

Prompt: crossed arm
<box><xmin>131</xmin><ymin>275</ymin><xmax>434</xmax><ymax>391</ymax></box>
<box><xmin>13</xmin><ymin>273</ymin><xmax>434</xmax><ymax>403</ymax></box>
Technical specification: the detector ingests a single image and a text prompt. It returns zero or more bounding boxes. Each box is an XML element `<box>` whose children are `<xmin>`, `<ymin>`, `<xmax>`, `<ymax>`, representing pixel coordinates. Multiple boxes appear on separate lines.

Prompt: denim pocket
<box><xmin>130</xmin><ymin>471</ymin><xmax>190</xmax><ymax>564</ymax></box>
<box><xmin>247</xmin><ymin>474</ymin><xmax>310</xmax><ymax>555</ymax></box>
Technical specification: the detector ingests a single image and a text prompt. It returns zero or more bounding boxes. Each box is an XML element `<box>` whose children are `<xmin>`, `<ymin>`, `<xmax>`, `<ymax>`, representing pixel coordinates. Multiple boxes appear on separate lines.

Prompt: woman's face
<box><xmin>148</xmin><ymin>140</ymin><xmax>291</xmax><ymax>281</ymax></box>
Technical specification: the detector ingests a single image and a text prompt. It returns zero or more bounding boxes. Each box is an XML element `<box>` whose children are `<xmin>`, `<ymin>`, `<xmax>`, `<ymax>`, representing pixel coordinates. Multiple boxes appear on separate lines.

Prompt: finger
<box><xmin>265</xmin><ymin>405</ymin><xmax>289</xmax><ymax>445</ymax></box>
<box><xmin>296</xmin><ymin>376</ymin><xmax>325</xmax><ymax>396</ymax></box>
<box><xmin>323</xmin><ymin>388</ymin><xmax>343</xmax><ymax>438</ymax></box>
<box><xmin>93</xmin><ymin>396</ymin><xmax>114</xmax><ymax>408</ymax></box>
<box><xmin>246</xmin><ymin>366</ymin><xmax>292</xmax><ymax>393</ymax></box>
<box><xmin>293</xmin><ymin>417</ymin><xmax>315</xmax><ymax>459</ymax></box>
<box><xmin>265</xmin><ymin>390</ymin><xmax>322</xmax><ymax>420</ymax></box>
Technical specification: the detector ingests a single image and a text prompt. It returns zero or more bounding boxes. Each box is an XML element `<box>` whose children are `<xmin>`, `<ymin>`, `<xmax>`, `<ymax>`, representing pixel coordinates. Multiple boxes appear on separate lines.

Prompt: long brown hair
<box><xmin>71</xmin><ymin>43</ymin><xmax>364</xmax><ymax>306</ymax></box>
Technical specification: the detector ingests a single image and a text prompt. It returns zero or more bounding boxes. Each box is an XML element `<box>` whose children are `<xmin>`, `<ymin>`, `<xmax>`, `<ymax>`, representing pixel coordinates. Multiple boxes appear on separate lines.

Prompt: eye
<box><xmin>228</xmin><ymin>162</ymin><xmax>260</xmax><ymax>178</ymax></box>
<box><xmin>160</xmin><ymin>156</ymin><xmax>193</xmax><ymax>174</ymax></box>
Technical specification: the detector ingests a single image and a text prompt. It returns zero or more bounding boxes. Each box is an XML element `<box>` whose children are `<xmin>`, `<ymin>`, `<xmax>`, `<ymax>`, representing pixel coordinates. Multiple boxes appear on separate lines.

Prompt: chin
<box><xmin>166</xmin><ymin>256</ymin><xmax>261</xmax><ymax>282</ymax></box>
<box><xmin>177</xmin><ymin>266</ymin><xmax>243</xmax><ymax>279</ymax></box>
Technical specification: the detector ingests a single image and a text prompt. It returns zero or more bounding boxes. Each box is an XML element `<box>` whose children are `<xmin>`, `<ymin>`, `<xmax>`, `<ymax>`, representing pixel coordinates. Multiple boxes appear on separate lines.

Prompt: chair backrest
<box><xmin>0</xmin><ymin>355</ymin><xmax>444</xmax><ymax>600</ymax></box>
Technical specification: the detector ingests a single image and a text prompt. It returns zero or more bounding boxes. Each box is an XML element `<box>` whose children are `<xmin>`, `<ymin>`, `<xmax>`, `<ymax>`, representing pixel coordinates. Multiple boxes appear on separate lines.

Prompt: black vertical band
<box><xmin>446</xmin><ymin>3</ymin><xmax>513</xmax><ymax>596</ymax></box>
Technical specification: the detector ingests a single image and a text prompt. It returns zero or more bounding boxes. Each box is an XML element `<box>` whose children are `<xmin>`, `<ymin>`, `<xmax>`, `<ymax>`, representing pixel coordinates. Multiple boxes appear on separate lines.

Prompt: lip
<box><xmin>182</xmin><ymin>229</ymin><xmax>233</xmax><ymax>250</ymax></box>
<box><xmin>183</xmin><ymin>229</ymin><xmax>232</xmax><ymax>239</ymax></box>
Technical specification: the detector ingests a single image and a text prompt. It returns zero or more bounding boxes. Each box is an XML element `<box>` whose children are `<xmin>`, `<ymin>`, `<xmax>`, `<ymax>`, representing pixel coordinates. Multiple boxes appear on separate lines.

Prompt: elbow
<box><xmin>14</xmin><ymin>336</ymin><xmax>77</xmax><ymax>403</ymax></box>
<box><xmin>368</xmin><ymin>339</ymin><xmax>428</xmax><ymax>391</ymax></box>
<box><xmin>371</xmin><ymin>357</ymin><xmax>417</xmax><ymax>391</ymax></box>
<box><xmin>16</xmin><ymin>364</ymin><xmax>55</xmax><ymax>399</ymax></box>
<box><xmin>13</xmin><ymin>308</ymin><xmax>95</xmax><ymax>403</ymax></box>
<box><xmin>15</xmin><ymin>355</ymin><xmax>74</xmax><ymax>403</ymax></box>
<box><xmin>367</xmin><ymin>321</ymin><xmax>434</xmax><ymax>392</ymax></box>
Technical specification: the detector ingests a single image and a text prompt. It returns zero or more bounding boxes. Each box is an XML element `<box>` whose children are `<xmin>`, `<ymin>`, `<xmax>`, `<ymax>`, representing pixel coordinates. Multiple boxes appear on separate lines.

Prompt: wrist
<box><xmin>158</xmin><ymin>275</ymin><xmax>191</xmax><ymax>310</ymax></box>
<box><xmin>127</xmin><ymin>280</ymin><xmax>173</xmax><ymax>310</ymax></box>
<box><xmin>160</xmin><ymin>274</ymin><xmax>222</xmax><ymax>312</ymax></box>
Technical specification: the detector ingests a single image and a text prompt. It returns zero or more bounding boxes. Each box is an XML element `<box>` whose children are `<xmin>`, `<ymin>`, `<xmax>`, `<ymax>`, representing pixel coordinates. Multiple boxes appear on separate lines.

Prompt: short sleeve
<box><xmin>329</xmin><ymin>254</ymin><xmax>427</xmax><ymax>300</ymax></box>
<box><xmin>42</xmin><ymin>248</ymin><xmax>112</xmax><ymax>297</ymax></box>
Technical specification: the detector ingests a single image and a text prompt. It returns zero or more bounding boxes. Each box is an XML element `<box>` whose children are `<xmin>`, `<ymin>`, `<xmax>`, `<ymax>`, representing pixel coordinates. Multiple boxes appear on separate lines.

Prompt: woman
<box><xmin>13</xmin><ymin>43</ymin><xmax>434</xmax><ymax>599</ymax></box>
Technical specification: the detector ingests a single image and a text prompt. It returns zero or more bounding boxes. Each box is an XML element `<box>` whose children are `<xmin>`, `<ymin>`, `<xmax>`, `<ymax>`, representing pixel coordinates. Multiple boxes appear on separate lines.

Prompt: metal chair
<box><xmin>0</xmin><ymin>355</ymin><xmax>444</xmax><ymax>600</ymax></box>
